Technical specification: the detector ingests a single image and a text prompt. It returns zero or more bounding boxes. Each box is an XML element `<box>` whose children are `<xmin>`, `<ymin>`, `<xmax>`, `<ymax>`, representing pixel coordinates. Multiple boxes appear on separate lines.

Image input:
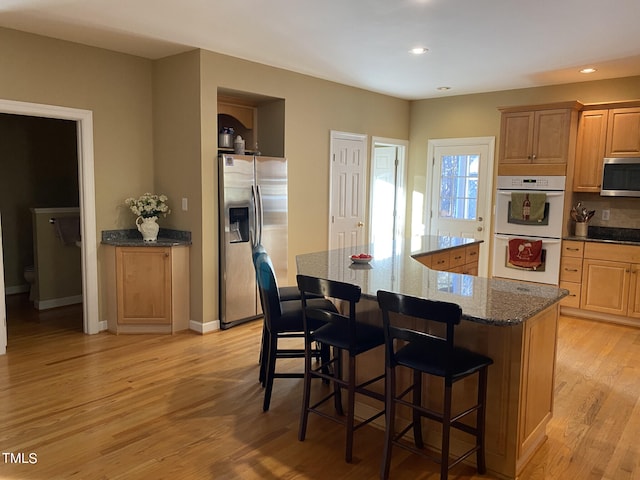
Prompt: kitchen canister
<box><xmin>233</xmin><ymin>135</ymin><xmax>245</xmax><ymax>154</ymax></box>
<box><xmin>575</xmin><ymin>222</ymin><xmax>587</xmax><ymax>237</ymax></box>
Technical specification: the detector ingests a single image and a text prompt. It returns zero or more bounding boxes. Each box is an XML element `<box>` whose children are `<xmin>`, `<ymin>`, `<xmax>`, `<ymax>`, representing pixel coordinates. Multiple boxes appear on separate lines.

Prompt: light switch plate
<box><xmin>181</xmin><ymin>197</ymin><xmax>188</xmax><ymax>211</ymax></box>
<box><xmin>602</xmin><ymin>209</ymin><xmax>610</xmax><ymax>221</ymax></box>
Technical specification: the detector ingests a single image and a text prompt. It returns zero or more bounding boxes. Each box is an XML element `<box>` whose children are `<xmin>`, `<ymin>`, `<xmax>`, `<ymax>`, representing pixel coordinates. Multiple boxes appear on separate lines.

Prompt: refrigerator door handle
<box><xmin>250</xmin><ymin>185</ymin><xmax>258</xmax><ymax>247</ymax></box>
<box><xmin>256</xmin><ymin>184</ymin><xmax>264</xmax><ymax>246</ymax></box>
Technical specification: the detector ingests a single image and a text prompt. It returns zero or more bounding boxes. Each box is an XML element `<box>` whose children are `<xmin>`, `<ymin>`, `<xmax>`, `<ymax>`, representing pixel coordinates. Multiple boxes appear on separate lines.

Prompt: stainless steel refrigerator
<box><xmin>218</xmin><ymin>153</ymin><xmax>288</xmax><ymax>329</ymax></box>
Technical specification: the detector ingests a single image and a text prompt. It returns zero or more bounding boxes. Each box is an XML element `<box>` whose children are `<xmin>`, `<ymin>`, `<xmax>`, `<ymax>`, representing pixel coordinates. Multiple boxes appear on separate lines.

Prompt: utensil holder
<box><xmin>575</xmin><ymin>222</ymin><xmax>587</xmax><ymax>237</ymax></box>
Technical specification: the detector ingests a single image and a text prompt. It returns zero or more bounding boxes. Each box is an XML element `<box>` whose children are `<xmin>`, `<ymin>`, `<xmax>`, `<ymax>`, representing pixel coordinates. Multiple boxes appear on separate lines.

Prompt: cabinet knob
<box><xmin>531</xmin><ymin>154</ymin><xmax>537</xmax><ymax>160</ymax></box>
<box><xmin>165</xmin><ymin>253</ymin><xmax>170</xmax><ymax>257</ymax></box>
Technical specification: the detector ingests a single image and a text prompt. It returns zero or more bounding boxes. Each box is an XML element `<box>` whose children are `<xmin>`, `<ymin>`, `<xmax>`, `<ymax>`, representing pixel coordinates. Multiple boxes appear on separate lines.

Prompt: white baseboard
<box><xmin>191</xmin><ymin>319</ymin><xmax>220</xmax><ymax>334</ymax></box>
<box><xmin>98</xmin><ymin>320</ymin><xmax>108</xmax><ymax>332</ymax></box>
<box><xmin>36</xmin><ymin>295</ymin><xmax>83</xmax><ymax>310</ymax></box>
<box><xmin>5</xmin><ymin>284</ymin><xmax>29</xmax><ymax>295</ymax></box>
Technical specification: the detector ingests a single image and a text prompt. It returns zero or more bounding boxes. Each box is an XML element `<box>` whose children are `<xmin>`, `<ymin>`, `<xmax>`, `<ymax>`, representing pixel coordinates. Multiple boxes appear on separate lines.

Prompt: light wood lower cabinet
<box><xmin>560</xmin><ymin>240</ymin><xmax>640</xmax><ymax>325</ymax></box>
<box><xmin>414</xmin><ymin>243</ymin><xmax>480</xmax><ymax>275</ymax></box>
<box><xmin>104</xmin><ymin>245</ymin><xmax>190</xmax><ymax>334</ymax></box>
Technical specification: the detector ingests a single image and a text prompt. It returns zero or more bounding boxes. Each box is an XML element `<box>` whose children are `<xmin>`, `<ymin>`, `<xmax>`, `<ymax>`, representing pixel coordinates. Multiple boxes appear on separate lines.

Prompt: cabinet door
<box><xmin>116</xmin><ymin>247</ymin><xmax>171</xmax><ymax>325</ymax></box>
<box><xmin>606</xmin><ymin>107</ymin><xmax>640</xmax><ymax>157</ymax></box>
<box><xmin>533</xmin><ymin>109</ymin><xmax>571</xmax><ymax>164</ymax></box>
<box><xmin>629</xmin><ymin>264</ymin><xmax>640</xmax><ymax>320</ymax></box>
<box><xmin>500</xmin><ymin>111</ymin><xmax>535</xmax><ymax>163</ymax></box>
<box><xmin>574</xmin><ymin>109</ymin><xmax>608</xmax><ymax>192</ymax></box>
<box><xmin>581</xmin><ymin>258</ymin><xmax>629</xmax><ymax>316</ymax></box>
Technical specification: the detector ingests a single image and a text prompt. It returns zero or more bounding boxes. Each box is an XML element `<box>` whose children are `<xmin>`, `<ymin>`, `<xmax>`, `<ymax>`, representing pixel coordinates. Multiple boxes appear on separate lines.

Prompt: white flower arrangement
<box><xmin>125</xmin><ymin>193</ymin><xmax>171</xmax><ymax>218</ymax></box>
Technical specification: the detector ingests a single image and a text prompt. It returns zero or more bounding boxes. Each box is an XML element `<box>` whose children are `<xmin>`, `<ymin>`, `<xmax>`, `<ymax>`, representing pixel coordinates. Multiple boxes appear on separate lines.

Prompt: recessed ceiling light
<box><xmin>580</xmin><ymin>67</ymin><xmax>597</xmax><ymax>74</ymax></box>
<box><xmin>409</xmin><ymin>47</ymin><xmax>428</xmax><ymax>55</ymax></box>
<box><xmin>437</xmin><ymin>86</ymin><xmax>451</xmax><ymax>91</ymax></box>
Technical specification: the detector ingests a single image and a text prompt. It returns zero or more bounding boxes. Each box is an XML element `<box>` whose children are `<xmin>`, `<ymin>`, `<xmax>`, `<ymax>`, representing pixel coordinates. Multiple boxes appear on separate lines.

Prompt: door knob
<box><xmin>477</xmin><ymin>226</ymin><xmax>483</xmax><ymax>231</ymax></box>
<box><xmin>478</xmin><ymin>216</ymin><xmax>483</xmax><ymax>222</ymax></box>
<box><xmin>357</xmin><ymin>221</ymin><xmax>364</xmax><ymax>227</ymax></box>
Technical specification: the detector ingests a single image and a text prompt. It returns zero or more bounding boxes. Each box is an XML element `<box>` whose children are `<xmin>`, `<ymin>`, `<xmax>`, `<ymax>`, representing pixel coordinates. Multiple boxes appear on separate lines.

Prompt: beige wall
<box><xmin>0</xmin><ymin>27</ymin><xmax>154</xmax><ymax>322</ymax></box>
<box><xmin>155</xmin><ymin>50</ymin><xmax>410</xmax><ymax>326</ymax></box>
<box><xmin>408</xmin><ymin>76</ymin><xmax>640</xmax><ymax>237</ymax></box>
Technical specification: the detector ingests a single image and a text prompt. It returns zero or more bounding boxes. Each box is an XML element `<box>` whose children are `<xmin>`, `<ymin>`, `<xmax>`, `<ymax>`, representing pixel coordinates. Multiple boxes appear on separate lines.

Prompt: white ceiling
<box><xmin>2</xmin><ymin>0</ymin><xmax>640</xmax><ymax>100</ymax></box>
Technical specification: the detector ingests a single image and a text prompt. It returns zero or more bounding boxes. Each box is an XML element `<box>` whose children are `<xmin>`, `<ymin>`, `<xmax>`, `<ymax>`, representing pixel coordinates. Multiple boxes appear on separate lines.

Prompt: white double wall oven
<box><xmin>492</xmin><ymin>176</ymin><xmax>566</xmax><ymax>285</ymax></box>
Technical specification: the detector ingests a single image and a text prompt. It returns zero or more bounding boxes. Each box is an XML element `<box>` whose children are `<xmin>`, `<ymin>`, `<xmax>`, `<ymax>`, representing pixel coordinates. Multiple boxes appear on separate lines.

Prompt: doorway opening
<box><xmin>368</xmin><ymin>137</ymin><xmax>407</xmax><ymax>260</ymax></box>
<box><xmin>0</xmin><ymin>99</ymin><xmax>99</xmax><ymax>355</ymax></box>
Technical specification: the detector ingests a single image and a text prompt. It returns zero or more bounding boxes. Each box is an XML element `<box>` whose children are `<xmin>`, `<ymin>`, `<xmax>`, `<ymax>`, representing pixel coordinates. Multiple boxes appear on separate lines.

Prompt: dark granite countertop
<box><xmin>564</xmin><ymin>226</ymin><xmax>640</xmax><ymax>246</ymax></box>
<box><xmin>296</xmin><ymin>237</ymin><xmax>567</xmax><ymax>327</ymax></box>
<box><xmin>101</xmin><ymin>228</ymin><xmax>191</xmax><ymax>247</ymax></box>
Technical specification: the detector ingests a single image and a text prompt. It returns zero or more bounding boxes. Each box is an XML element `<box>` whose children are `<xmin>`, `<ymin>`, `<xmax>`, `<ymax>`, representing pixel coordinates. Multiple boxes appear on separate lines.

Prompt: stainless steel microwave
<box><xmin>601</xmin><ymin>157</ymin><xmax>640</xmax><ymax>197</ymax></box>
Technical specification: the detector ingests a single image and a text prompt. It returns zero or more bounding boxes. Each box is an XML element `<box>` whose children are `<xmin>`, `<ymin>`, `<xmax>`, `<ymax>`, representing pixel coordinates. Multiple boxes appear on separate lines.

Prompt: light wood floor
<box><xmin>1</xmin><ymin>294</ymin><xmax>639</xmax><ymax>479</ymax></box>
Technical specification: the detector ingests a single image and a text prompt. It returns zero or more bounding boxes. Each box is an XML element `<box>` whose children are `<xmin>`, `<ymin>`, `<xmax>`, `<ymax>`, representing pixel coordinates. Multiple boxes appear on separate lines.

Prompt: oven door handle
<box><xmin>497</xmin><ymin>191</ymin><xmax>564</xmax><ymax>197</ymax></box>
<box><xmin>494</xmin><ymin>234</ymin><xmax>561</xmax><ymax>244</ymax></box>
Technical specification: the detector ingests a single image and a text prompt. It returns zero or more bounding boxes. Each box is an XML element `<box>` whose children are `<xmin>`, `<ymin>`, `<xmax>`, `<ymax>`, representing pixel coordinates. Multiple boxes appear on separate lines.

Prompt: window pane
<box><xmin>438</xmin><ymin>154</ymin><xmax>479</xmax><ymax>220</ymax></box>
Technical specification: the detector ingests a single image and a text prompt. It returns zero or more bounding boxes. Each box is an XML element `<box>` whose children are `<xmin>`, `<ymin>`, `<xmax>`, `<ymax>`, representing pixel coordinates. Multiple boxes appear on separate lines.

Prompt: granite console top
<box><xmin>297</xmin><ymin>238</ymin><xmax>567</xmax><ymax>327</ymax></box>
<box><xmin>101</xmin><ymin>228</ymin><xmax>191</xmax><ymax>247</ymax></box>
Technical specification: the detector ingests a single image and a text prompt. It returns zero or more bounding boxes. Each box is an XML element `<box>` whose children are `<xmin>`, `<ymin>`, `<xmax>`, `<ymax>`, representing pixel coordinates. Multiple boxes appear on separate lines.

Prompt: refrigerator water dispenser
<box><xmin>229</xmin><ymin>207</ymin><xmax>250</xmax><ymax>243</ymax></box>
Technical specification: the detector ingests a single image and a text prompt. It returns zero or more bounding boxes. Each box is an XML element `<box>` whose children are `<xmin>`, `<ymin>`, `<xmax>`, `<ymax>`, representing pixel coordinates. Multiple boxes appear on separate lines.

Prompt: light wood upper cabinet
<box><xmin>497</xmin><ymin>102</ymin><xmax>581</xmax><ymax>176</ymax></box>
<box><xmin>573</xmin><ymin>109</ymin><xmax>608</xmax><ymax>192</ymax></box>
<box><xmin>606</xmin><ymin>107</ymin><xmax>640</xmax><ymax>157</ymax></box>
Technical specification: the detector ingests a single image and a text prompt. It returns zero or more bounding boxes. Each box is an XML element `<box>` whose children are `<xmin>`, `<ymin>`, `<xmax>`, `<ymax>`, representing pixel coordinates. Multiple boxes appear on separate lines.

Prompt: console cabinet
<box><xmin>104</xmin><ymin>244</ymin><xmax>190</xmax><ymax>334</ymax></box>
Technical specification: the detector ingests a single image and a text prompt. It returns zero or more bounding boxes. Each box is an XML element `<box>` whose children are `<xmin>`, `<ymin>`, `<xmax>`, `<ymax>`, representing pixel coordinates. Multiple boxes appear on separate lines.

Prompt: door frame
<box><xmin>369</xmin><ymin>137</ymin><xmax>408</xmax><ymax>255</ymax></box>
<box><xmin>0</xmin><ymin>99</ymin><xmax>99</xmax><ymax>349</ymax></box>
<box><xmin>425</xmin><ymin>136</ymin><xmax>495</xmax><ymax>276</ymax></box>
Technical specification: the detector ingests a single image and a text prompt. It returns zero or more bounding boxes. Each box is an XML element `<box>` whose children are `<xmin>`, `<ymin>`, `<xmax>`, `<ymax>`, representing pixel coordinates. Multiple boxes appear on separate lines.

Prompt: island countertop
<box><xmin>296</xmin><ymin>236</ymin><xmax>567</xmax><ymax>326</ymax></box>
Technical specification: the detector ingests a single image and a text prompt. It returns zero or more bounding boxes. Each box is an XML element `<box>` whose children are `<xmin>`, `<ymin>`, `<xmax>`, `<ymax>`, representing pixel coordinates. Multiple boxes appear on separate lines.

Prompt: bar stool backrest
<box><xmin>376</xmin><ymin>290</ymin><xmax>462</xmax><ymax>372</ymax></box>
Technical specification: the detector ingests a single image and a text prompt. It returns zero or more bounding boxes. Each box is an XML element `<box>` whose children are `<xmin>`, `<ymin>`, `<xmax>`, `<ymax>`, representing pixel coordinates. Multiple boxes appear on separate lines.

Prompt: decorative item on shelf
<box><xmin>570</xmin><ymin>201</ymin><xmax>595</xmax><ymax>238</ymax></box>
<box><xmin>219</xmin><ymin>126</ymin><xmax>234</xmax><ymax>149</ymax></box>
<box><xmin>125</xmin><ymin>193</ymin><xmax>171</xmax><ymax>242</ymax></box>
<box><xmin>233</xmin><ymin>135</ymin><xmax>245</xmax><ymax>154</ymax></box>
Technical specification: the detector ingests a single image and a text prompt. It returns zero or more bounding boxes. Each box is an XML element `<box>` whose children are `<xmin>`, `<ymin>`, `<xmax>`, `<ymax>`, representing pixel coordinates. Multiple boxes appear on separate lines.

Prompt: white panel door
<box><xmin>329</xmin><ymin>131</ymin><xmax>367</xmax><ymax>252</ymax></box>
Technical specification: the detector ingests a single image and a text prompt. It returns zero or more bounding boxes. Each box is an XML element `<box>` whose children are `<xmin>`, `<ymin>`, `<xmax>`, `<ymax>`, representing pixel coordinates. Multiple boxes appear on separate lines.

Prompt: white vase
<box><xmin>136</xmin><ymin>216</ymin><xmax>159</xmax><ymax>242</ymax></box>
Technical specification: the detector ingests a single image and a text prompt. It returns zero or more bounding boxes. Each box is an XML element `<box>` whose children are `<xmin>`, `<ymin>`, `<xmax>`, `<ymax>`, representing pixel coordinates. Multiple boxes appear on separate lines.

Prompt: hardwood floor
<box><xmin>1</xmin><ymin>295</ymin><xmax>639</xmax><ymax>479</ymax></box>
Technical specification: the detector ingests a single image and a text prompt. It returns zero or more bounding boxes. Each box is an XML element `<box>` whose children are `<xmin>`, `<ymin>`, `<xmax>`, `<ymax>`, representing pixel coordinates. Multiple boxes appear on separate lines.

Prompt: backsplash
<box><xmin>574</xmin><ymin>194</ymin><xmax>640</xmax><ymax>228</ymax></box>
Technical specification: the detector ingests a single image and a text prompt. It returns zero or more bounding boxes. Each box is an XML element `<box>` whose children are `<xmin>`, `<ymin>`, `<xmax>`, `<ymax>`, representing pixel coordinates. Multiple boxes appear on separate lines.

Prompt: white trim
<box><xmin>4</xmin><ymin>285</ymin><xmax>29</xmax><ymax>295</ymax></box>
<box><xmin>0</xmin><ymin>99</ymin><xmax>100</xmax><ymax>342</ymax></box>
<box><xmin>191</xmin><ymin>319</ymin><xmax>220</xmax><ymax>334</ymax></box>
<box><xmin>35</xmin><ymin>295</ymin><xmax>83</xmax><ymax>311</ymax></box>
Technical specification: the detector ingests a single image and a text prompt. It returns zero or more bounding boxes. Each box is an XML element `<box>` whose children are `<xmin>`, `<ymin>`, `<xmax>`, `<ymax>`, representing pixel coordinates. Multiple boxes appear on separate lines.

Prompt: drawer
<box><xmin>414</xmin><ymin>254</ymin><xmax>432</xmax><ymax>268</ymax></box>
<box><xmin>559</xmin><ymin>281</ymin><xmax>581</xmax><ymax>308</ymax></box>
<box><xmin>584</xmin><ymin>241</ymin><xmax>640</xmax><ymax>263</ymax></box>
<box><xmin>465</xmin><ymin>244</ymin><xmax>480</xmax><ymax>264</ymax></box>
<box><xmin>562</xmin><ymin>240</ymin><xmax>584</xmax><ymax>258</ymax></box>
<box><xmin>449</xmin><ymin>248</ymin><xmax>466</xmax><ymax>268</ymax></box>
<box><xmin>461</xmin><ymin>262</ymin><xmax>478</xmax><ymax>276</ymax></box>
<box><xmin>430</xmin><ymin>251</ymin><xmax>450</xmax><ymax>271</ymax></box>
<box><xmin>560</xmin><ymin>256</ymin><xmax>582</xmax><ymax>283</ymax></box>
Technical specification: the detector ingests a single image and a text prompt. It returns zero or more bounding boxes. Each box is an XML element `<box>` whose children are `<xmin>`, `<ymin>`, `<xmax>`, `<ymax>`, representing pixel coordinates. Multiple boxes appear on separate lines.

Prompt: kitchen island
<box><xmin>296</xmin><ymin>237</ymin><xmax>567</xmax><ymax>479</ymax></box>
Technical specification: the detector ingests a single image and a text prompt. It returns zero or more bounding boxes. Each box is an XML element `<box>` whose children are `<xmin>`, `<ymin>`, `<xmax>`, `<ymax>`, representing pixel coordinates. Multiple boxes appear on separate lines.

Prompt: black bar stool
<box><xmin>297</xmin><ymin>274</ymin><xmax>386</xmax><ymax>462</ymax></box>
<box><xmin>376</xmin><ymin>290</ymin><xmax>494</xmax><ymax>480</ymax></box>
<box><xmin>253</xmin><ymin>250</ymin><xmax>334</xmax><ymax>411</ymax></box>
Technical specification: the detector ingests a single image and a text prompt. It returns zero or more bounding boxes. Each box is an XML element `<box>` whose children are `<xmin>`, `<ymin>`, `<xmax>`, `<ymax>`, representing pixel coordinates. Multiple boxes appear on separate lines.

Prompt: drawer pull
<box><xmin>565</xmin><ymin>248</ymin><xmax>580</xmax><ymax>251</ymax></box>
<box><xmin>569</xmin><ymin>294</ymin><xmax>577</xmax><ymax>297</ymax></box>
<box><xmin>469</xmin><ymin>251</ymin><xmax>477</xmax><ymax>256</ymax></box>
<box><xmin>564</xmin><ymin>268</ymin><xmax>578</xmax><ymax>272</ymax></box>
<box><xmin>437</xmin><ymin>260</ymin><xmax>446</xmax><ymax>264</ymax></box>
<box><xmin>454</xmin><ymin>255</ymin><xmax>463</xmax><ymax>260</ymax></box>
